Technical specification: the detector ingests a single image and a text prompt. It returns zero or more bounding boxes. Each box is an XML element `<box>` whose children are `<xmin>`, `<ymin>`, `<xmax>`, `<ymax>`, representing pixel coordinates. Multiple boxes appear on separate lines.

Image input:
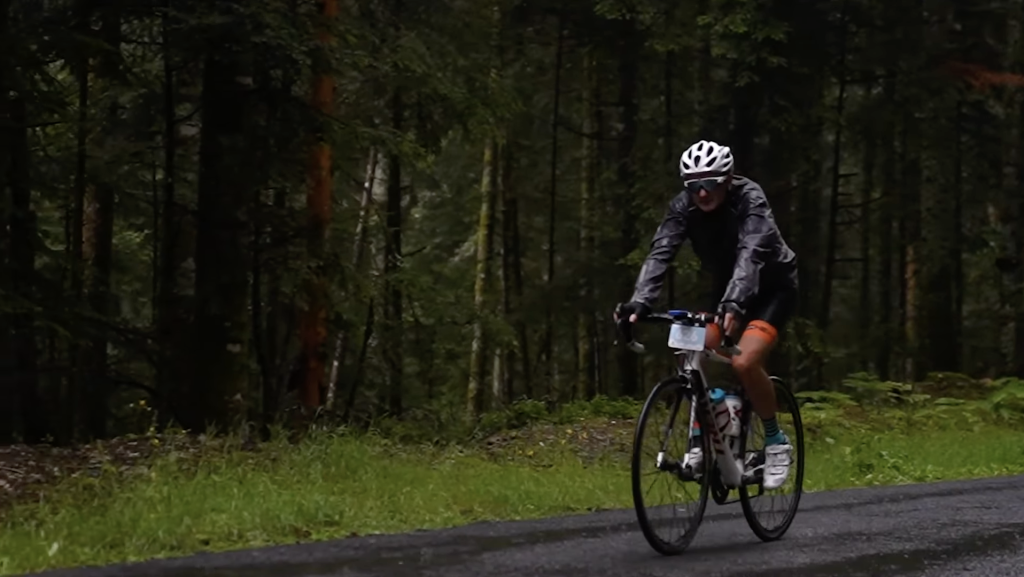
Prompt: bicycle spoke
<box><xmin>739</xmin><ymin>377</ymin><xmax>804</xmax><ymax>542</ymax></box>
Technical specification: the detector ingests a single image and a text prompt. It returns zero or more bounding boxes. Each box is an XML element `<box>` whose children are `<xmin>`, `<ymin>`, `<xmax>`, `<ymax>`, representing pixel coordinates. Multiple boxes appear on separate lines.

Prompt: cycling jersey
<box><xmin>629</xmin><ymin>175</ymin><xmax>798</xmax><ymax>320</ymax></box>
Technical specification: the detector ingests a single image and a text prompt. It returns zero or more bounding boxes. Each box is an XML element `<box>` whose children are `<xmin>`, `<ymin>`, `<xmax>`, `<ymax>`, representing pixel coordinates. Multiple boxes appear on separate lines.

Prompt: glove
<box><xmin>716</xmin><ymin>301</ymin><xmax>741</xmax><ymax>320</ymax></box>
<box><xmin>616</xmin><ymin>301</ymin><xmax>651</xmax><ymax>322</ymax></box>
<box><xmin>716</xmin><ymin>301</ymin><xmax>743</xmax><ymax>338</ymax></box>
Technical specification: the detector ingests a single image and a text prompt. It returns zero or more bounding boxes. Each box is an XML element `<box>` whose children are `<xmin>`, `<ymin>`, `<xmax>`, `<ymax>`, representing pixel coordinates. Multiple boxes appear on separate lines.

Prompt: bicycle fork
<box><xmin>655</xmin><ymin>391</ymin><xmax>685</xmax><ymax>475</ymax></box>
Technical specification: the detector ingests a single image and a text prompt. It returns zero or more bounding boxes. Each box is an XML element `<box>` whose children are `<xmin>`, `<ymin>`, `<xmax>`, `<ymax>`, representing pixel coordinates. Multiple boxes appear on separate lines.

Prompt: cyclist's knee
<box><xmin>732</xmin><ymin>353</ymin><xmax>761</xmax><ymax>376</ymax></box>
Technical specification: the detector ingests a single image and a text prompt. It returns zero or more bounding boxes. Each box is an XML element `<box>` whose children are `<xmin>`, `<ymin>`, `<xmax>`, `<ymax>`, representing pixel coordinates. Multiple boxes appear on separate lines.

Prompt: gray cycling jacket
<box><xmin>629</xmin><ymin>175</ymin><xmax>798</xmax><ymax>317</ymax></box>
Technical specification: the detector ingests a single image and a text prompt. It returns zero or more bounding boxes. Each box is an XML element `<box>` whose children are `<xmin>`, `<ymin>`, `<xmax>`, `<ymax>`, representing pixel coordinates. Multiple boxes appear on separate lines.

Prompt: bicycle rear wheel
<box><xmin>738</xmin><ymin>376</ymin><xmax>804</xmax><ymax>542</ymax></box>
<box><xmin>631</xmin><ymin>377</ymin><xmax>711</xmax><ymax>555</ymax></box>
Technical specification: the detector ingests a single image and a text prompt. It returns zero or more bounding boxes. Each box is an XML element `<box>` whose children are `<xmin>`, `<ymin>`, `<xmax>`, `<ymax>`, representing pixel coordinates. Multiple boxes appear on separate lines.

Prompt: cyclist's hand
<box><xmin>614</xmin><ymin>301</ymin><xmax>650</xmax><ymax>323</ymax></box>
<box><xmin>722</xmin><ymin>312</ymin><xmax>738</xmax><ymax>337</ymax></box>
<box><xmin>716</xmin><ymin>302</ymin><xmax>742</xmax><ymax>338</ymax></box>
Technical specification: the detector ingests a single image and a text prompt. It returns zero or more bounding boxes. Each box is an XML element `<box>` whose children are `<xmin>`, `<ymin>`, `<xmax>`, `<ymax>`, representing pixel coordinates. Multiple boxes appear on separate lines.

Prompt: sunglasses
<box><xmin>683</xmin><ymin>176</ymin><xmax>728</xmax><ymax>195</ymax></box>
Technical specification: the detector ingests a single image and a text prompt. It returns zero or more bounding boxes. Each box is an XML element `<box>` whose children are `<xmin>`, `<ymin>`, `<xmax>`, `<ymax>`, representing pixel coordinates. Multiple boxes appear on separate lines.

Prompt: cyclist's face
<box><xmin>687</xmin><ymin>176</ymin><xmax>729</xmax><ymax>212</ymax></box>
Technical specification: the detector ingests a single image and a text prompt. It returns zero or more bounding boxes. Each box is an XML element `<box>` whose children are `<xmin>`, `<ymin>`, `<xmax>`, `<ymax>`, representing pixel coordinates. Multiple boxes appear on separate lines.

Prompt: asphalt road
<box><xmin>26</xmin><ymin>474</ymin><xmax>1024</xmax><ymax>577</ymax></box>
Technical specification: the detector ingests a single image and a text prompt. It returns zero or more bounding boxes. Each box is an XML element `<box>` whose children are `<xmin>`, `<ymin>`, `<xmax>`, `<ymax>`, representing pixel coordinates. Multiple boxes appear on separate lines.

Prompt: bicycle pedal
<box><xmin>677</xmin><ymin>465</ymin><xmax>700</xmax><ymax>482</ymax></box>
<box><xmin>741</xmin><ymin>469</ymin><xmax>764</xmax><ymax>486</ymax></box>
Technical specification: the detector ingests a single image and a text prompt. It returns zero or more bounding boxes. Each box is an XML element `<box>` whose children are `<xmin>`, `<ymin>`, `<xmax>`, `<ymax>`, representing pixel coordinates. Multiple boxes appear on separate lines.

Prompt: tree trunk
<box><xmin>499</xmin><ymin>138</ymin><xmax>520</xmax><ymax>402</ymax></box>
<box><xmin>8</xmin><ymin>82</ymin><xmax>44</xmax><ymax>443</ymax></box>
<box><xmin>616</xmin><ymin>14</ymin><xmax>640</xmax><ymax>398</ymax></box>
<box><xmin>263</xmin><ymin>185</ymin><xmax>289</xmax><ymax>424</ymax></box>
<box><xmin>858</xmin><ymin>106</ymin><xmax>875</xmax><ymax>370</ymax></box>
<box><xmin>157</xmin><ymin>0</ymin><xmax>196</xmax><ymax>430</ymax></box>
<box><xmin>326</xmin><ymin>148</ymin><xmax>377</xmax><ymax>411</ymax></box>
<box><xmin>819</xmin><ymin>0</ymin><xmax>849</xmax><ymax>333</ymax></box>
<box><xmin>501</xmin><ymin>137</ymin><xmax>529</xmax><ymax>400</ymax></box>
<box><xmin>384</xmin><ymin>89</ymin><xmax>404</xmax><ymax>417</ymax></box>
<box><xmin>82</xmin><ymin>185</ymin><xmax>114</xmax><ymax>438</ymax></box>
<box><xmin>900</xmin><ymin>109</ymin><xmax>923</xmax><ymax>381</ymax></box>
<box><xmin>261</xmin><ymin>22</ymin><xmax>302</xmax><ymax>427</ymax></box>
<box><xmin>0</xmin><ymin>0</ymin><xmax>17</xmax><ymax>443</ymax></box>
<box><xmin>693</xmin><ymin>0</ymin><xmax>714</xmax><ymax>135</ymax></box>
<box><xmin>918</xmin><ymin>99</ymin><xmax>958</xmax><ymax>375</ymax></box>
<box><xmin>343</xmin><ymin>299</ymin><xmax>375</xmax><ymax>423</ymax></box>
<box><xmin>999</xmin><ymin>102</ymin><xmax>1024</xmax><ymax>375</ymax></box>
<box><xmin>492</xmin><ymin>139</ymin><xmax>506</xmax><ymax>408</ymax></box>
<box><xmin>542</xmin><ymin>12</ymin><xmax>564</xmax><ymax>400</ymax></box>
<box><xmin>951</xmin><ymin>101</ymin><xmax>964</xmax><ymax>372</ymax></box>
<box><xmin>663</xmin><ymin>40</ymin><xmax>677</xmax><ymax>380</ymax></box>
<box><xmin>68</xmin><ymin>0</ymin><xmax>92</xmax><ymax>442</ymax></box>
<box><xmin>192</xmin><ymin>30</ymin><xmax>254</xmax><ymax>431</ymax></box>
<box><xmin>294</xmin><ymin>0</ymin><xmax>338</xmax><ymax>411</ymax></box>
<box><xmin>1001</xmin><ymin>2</ymin><xmax>1024</xmax><ymax>376</ymax></box>
<box><xmin>576</xmin><ymin>44</ymin><xmax>596</xmax><ymax>402</ymax></box>
<box><xmin>468</xmin><ymin>138</ymin><xmax>497</xmax><ymax>420</ymax></box>
<box><xmin>82</xmin><ymin>2</ymin><xmax>122</xmax><ymax>440</ymax></box>
<box><xmin>875</xmin><ymin>74</ymin><xmax>896</xmax><ymax>380</ymax></box>
<box><xmin>729</xmin><ymin>83</ymin><xmax>761</xmax><ymax>175</ymax></box>
<box><xmin>251</xmin><ymin>184</ymin><xmax>267</xmax><ymax>418</ymax></box>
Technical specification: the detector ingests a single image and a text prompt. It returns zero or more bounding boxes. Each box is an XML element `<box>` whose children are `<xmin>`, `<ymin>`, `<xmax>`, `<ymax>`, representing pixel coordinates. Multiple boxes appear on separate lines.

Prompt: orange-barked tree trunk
<box><xmin>296</xmin><ymin>0</ymin><xmax>338</xmax><ymax>409</ymax></box>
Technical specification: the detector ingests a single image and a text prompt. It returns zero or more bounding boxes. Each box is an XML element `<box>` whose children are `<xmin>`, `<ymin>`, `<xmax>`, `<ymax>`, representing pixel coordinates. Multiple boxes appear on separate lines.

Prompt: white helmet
<box><xmin>679</xmin><ymin>140</ymin><xmax>734</xmax><ymax>177</ymax></box>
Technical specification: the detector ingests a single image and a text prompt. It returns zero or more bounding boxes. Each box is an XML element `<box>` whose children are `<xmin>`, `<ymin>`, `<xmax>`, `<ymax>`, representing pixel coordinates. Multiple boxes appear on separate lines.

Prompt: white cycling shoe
<box><xmin>762</xmin><ymin>441</ymin><xmax>793</xmax><ymax>490</ymax></box>
<box><xmin>684</xmin><ymin>439</ymin><xmax>792</xmax><ymax>490</ymax></box>
<box><xmin>682</xmin><ymin>445</ymin><xmax>704</xmax><ymax>473</ymax></box>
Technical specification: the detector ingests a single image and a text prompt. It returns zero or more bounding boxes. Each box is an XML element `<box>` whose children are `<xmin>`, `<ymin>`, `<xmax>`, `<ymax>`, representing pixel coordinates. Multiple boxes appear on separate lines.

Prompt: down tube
<box><xmin>694</xmin><ymin>360</ymin><xmax>744</xmax><ymax>487</ymax></box>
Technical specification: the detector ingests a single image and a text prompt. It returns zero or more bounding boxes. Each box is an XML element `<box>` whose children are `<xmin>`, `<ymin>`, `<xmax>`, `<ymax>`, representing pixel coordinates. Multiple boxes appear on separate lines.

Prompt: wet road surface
<box><xmin>27</xmin><ymin>474</ymin><xmax>1024</xmax><ymax>577</ymax></box>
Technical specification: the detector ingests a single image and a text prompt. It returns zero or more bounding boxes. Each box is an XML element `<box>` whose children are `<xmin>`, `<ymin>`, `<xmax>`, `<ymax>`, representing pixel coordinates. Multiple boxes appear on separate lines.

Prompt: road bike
<box><xmin>615</xmin><ymin>306</ymin><xmax>805</xmax><ymax>555</ymax></box>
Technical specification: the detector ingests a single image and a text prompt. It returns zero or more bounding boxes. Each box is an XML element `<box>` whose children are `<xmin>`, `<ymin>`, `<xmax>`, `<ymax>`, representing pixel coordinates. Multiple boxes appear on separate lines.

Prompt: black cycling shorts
<box><xmin>701</xmin><ymin>284</ymin><xmax>799</xmax><ymax>345</ymax></box>
<box><xmin>742</xmin><ymin>285</ymin><xmax>798</xmax><ymax>333</ymax></box>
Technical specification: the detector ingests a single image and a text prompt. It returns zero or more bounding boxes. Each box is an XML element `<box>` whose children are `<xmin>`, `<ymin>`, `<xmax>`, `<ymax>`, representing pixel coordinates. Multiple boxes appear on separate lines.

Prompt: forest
<box><xmin>2</xmin><ymin>0</ymin><xmax>1024</xmax><ymax>446</ymax></box>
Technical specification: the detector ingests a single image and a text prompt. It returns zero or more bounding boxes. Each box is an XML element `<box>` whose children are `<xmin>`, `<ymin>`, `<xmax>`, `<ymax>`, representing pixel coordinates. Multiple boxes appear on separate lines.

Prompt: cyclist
<box><xmin>615</xmin><ymin>139</ymin><xmax>798</xmax><ymax>491</ymax></box>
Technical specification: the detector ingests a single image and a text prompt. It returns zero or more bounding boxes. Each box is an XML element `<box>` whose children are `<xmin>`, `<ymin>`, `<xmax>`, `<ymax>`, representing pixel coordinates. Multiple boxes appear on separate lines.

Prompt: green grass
<box><xmin>4</xmin><ymin>383</ymin><xmax>1024</xmax><ymax>575</ymax></box>
<box><xmin>0</xmin><ymin>434</ymin><xmax>632</xmax><ymax>575</ymax></box>
<box><xmin>803</xmin><ymin>427</ymin><xmax>1024</xmax><ymax>490</ymax></box>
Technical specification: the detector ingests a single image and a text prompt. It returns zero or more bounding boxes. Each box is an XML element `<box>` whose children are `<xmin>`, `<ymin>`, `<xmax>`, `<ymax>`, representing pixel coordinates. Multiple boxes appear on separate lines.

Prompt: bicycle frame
<box><xmin>617</xmin><ymin>308</ymin><xmax>749</xmax><ymax>489</ymax></box>
<box><xmin>626</xmin><ymin>306</ymin><xmax>805</xmax><ymax>553</ymax></box>
<box><xmin>675</xmin><ymin>342</ymin><xmax>746</xmax><ymax>488</ymax></box>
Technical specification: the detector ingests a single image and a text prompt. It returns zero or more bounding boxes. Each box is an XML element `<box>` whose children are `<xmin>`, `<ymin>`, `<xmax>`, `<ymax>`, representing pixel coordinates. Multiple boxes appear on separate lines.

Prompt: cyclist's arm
<box><xmin>630</xmin><ymin>193</ymin><xmax>689</xmax><ymax>305</ymax></box>
<box><xmin>720</xmin><ymin>187</ymin><xmax>783</xmax><ymax>317</ymax></box>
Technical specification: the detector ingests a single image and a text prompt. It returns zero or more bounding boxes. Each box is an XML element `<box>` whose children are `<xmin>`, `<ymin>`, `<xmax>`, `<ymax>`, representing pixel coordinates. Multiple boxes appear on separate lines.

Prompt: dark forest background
<box><xmin>3</xmin><ymin>0</ymin><xmax>1024</xmax><ymax>445</ymax></box>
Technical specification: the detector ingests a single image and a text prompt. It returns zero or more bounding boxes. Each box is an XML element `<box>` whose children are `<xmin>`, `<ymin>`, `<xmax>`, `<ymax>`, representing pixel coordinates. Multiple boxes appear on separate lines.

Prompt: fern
<box><xmin>985</xmin><ymin>378</ymin><xmax>1024</xmax><ymax>420</ymax></box>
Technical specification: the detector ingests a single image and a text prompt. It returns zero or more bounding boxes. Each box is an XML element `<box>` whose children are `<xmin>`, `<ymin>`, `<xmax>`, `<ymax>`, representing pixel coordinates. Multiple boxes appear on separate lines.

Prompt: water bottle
<box><xmin>723</xmin><ymin>393</ymin><xmax>743</xmax><ymax>437</ymax></box>
<box><xmin>710</xmin><ymin>388</ymin><xmax>741</xmax><ymax>438</ymax></box>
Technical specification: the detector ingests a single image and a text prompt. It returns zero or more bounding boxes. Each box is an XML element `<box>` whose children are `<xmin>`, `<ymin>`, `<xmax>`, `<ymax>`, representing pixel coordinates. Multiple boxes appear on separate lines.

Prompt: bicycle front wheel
<box><xmin>739</xmin><ymin>376</ymin><xmax>805</xmax><ymax>542</ymax></box>
<box><xmin>631</xmin><ymin>377</ymin><xmax>710</xmax><ymax>555</ymax></box>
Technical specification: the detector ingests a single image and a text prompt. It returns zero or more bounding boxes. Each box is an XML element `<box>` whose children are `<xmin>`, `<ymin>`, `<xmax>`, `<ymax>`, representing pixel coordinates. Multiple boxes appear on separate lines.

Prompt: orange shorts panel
<box><xmin>743</xmin><ymin>319</ymin><xmax>779</xmax><ymax>346</ymax></box>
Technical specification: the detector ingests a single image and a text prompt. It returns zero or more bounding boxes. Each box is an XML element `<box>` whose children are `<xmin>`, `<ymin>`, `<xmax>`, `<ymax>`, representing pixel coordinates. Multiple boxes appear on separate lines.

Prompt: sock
<box><xmin>689</xmin><ymin>421</ymin><xmax>701</xmax><ymax>450</ymax></box>
<box><xmin>762</xmin><ymin>416</ymin><xmax>786</xmax><ymax>445</ymax></box>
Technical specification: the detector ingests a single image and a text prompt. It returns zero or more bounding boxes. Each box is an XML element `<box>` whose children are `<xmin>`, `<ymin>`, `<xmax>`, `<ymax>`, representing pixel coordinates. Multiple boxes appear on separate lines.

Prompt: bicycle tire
<box><xmin>631</xmin><ymin>377</ymin><xmax>711</xmax><ymax>555</ymax></box>
<box><xmin>738</xmin><ymin>376</ymin><xmax>805</xmax><ymax>542</ymax></box>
